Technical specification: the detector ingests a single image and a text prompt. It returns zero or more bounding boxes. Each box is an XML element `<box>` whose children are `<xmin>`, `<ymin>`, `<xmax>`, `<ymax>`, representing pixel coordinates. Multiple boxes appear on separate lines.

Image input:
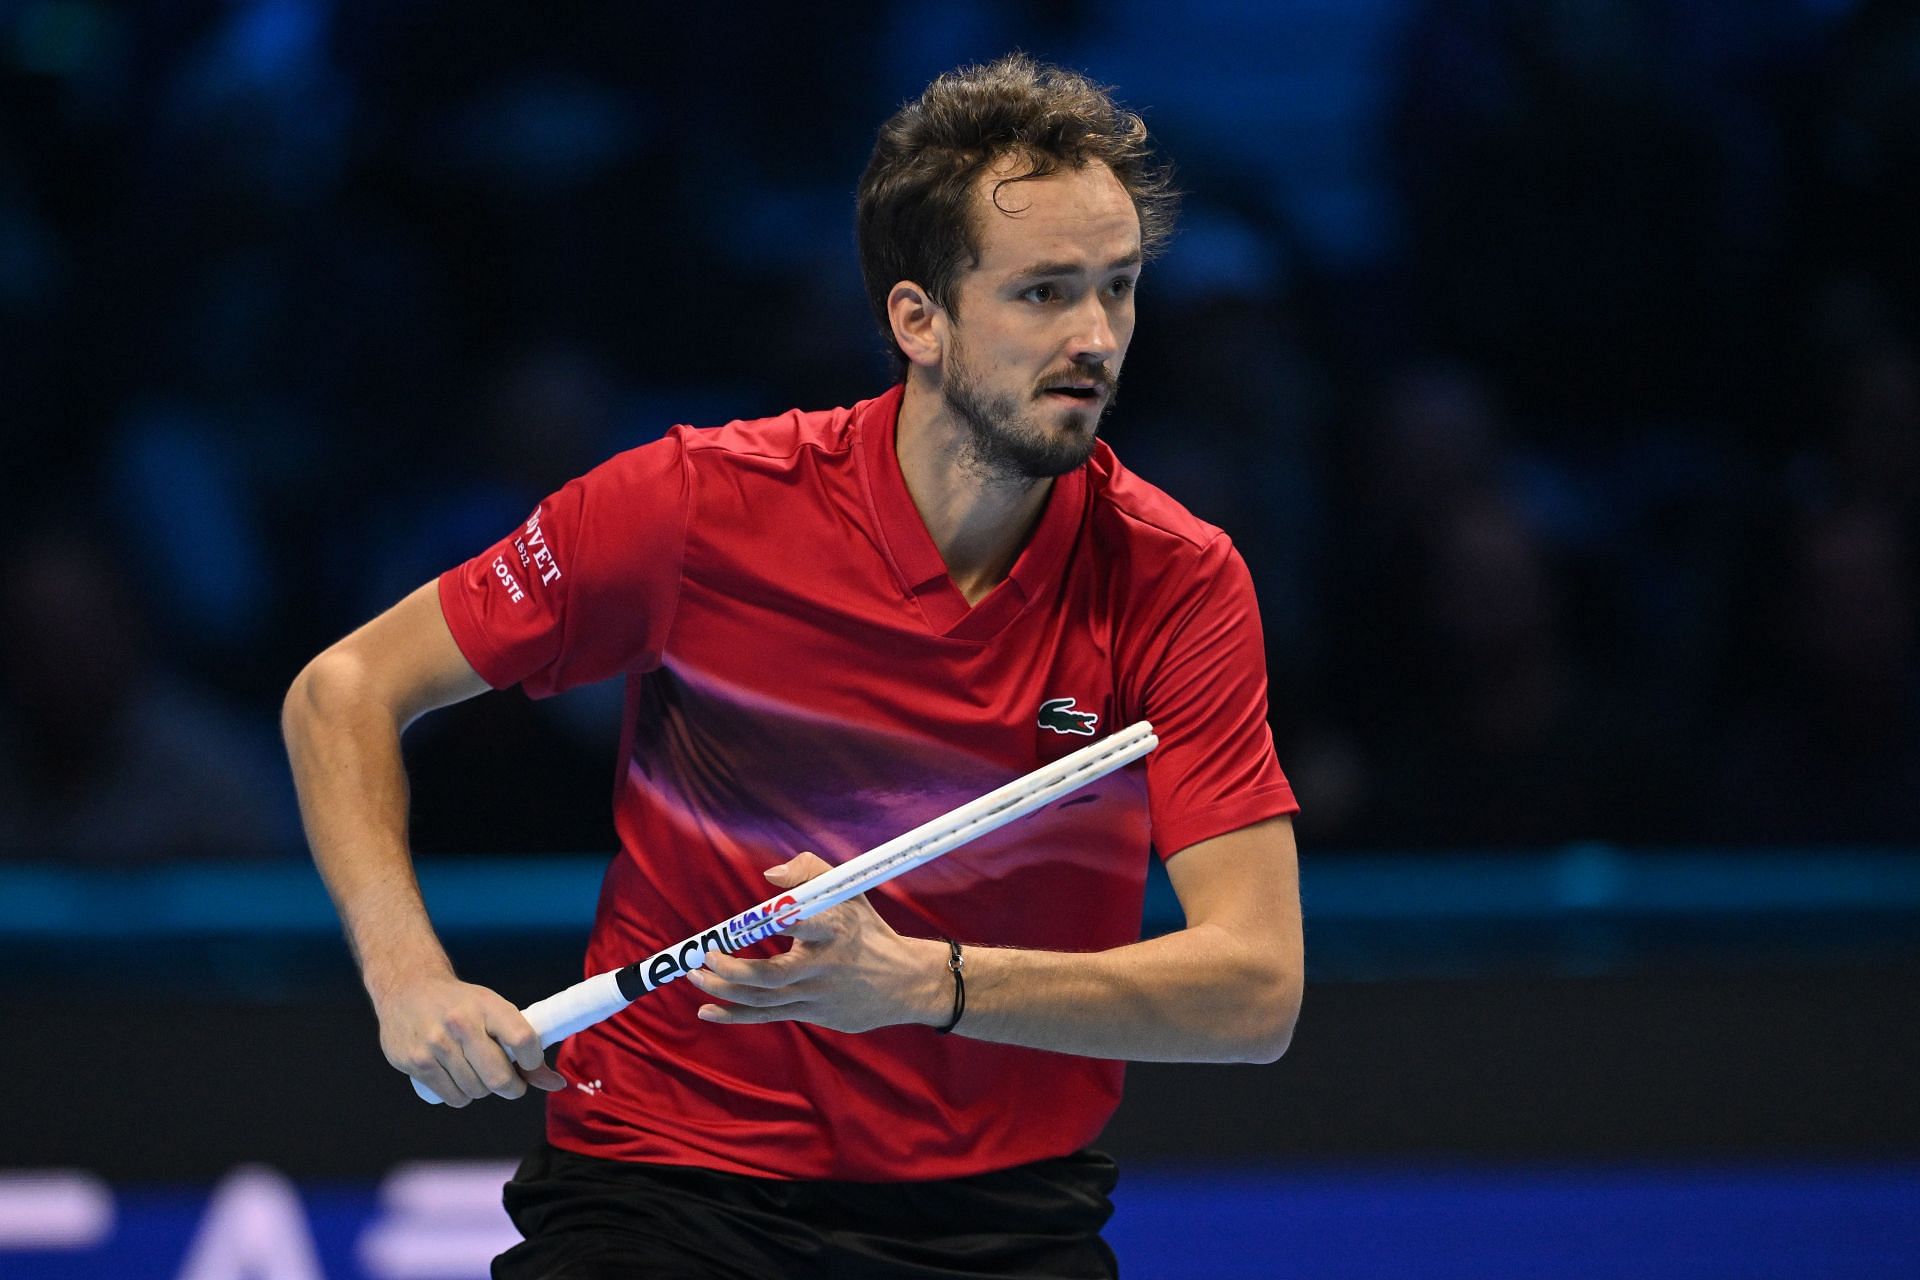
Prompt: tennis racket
<box><xmin>414</xmin><ymin>720</ymin><xmax>1158</xmax><ymax>1103</ymax></box>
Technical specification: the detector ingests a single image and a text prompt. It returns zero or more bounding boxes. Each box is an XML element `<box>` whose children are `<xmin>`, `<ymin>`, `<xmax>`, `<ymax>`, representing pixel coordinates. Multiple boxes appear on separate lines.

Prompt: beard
<box><xmin>942</xmin><ymin>341</ymin><xmax>1115</xmax><ymax>485</ymax></box>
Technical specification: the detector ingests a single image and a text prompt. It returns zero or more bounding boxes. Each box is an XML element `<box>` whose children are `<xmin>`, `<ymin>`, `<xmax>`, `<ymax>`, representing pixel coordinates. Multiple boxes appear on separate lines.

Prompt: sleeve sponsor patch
<box><xmin>495</xmin><ymin>508</ymin><xmax>564</xmax><ymax>606</ymax></box>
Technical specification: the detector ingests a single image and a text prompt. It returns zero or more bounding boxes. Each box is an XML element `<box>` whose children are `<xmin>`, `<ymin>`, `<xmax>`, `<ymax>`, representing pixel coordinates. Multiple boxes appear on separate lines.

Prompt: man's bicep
<box><xmin>1163</xmin><ymin>815</ymin><xmax>1301</xmax><ymax>964</ymax></box>
<box><xmin>326</xmin><ymin>581</ymin><xmax>492</xmax><ymax>725</ymax></box>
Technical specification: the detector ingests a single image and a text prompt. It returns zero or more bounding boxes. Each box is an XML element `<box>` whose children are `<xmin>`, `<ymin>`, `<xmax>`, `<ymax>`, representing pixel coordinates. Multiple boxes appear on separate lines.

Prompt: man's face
<box><xmin>938</xmin><ymin>159</ymin><xmax>1142</xmax><ymax>483</ymax></box>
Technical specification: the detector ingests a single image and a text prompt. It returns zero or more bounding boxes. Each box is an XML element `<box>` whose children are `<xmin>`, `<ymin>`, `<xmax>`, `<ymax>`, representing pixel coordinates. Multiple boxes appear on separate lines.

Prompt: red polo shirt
<box><xmin>438</xmin><ymin>384</ymin><xmax>1296</xmax><ymax>1180</ymax></box>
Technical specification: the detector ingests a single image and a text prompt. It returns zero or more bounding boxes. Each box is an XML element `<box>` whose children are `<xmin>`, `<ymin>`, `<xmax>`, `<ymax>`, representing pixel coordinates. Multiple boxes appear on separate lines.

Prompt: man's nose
<box><xmin>1067</xmin><ymin>295</ymin><xmax>1119</xmax><ymax>363</ymax></box>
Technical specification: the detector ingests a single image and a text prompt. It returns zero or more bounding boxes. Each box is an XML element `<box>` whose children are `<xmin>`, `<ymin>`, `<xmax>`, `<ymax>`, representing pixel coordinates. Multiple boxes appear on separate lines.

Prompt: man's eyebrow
<box><xmin>1008</xmin><ymin>251</ymin><xmax>1144</xmax><ymax>279</ymax></box>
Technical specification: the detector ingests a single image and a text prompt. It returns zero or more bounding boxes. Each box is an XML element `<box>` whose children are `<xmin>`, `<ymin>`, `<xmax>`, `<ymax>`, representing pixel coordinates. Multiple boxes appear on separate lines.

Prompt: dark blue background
<box><xmin>9</xmin><ymin>1166</ymin><xmax>1919</xmax><ymax>1279</ymax></box>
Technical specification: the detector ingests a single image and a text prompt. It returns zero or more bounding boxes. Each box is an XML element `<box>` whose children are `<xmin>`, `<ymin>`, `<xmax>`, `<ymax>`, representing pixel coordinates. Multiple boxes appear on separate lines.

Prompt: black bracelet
<box><xmin>936</xmin><ymin>938</ymin><xmax>965</xmax><ymax>1034</ymax></box>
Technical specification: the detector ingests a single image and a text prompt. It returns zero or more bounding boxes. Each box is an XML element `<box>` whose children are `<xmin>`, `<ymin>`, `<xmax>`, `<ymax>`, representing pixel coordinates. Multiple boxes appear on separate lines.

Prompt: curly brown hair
<box><xmin>856</xmin><ymin>53</ymin><xmax>1179</xmax><ymax>378</ymax></box>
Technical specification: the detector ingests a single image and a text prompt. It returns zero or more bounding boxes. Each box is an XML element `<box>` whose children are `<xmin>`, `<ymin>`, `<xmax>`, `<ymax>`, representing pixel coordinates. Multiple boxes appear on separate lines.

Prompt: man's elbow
<box><xmin>282</xmin><ymin>647</ymin><xmax>365</xmax><ymax>739</ymax></box>
<box><xmin>1236</xmin><ymin>1013</ymin><xmax>1297</xmax><ymax>1066</ymax></box>
<box><xmin>1233</xmin><ymin>972</ymin><xmax>1303</xmax><ymax>1064</ymax></box>
<box><xmin>283</xmin><ymin>658</ymin><xmax>320</xmax><ymax>743</ymax></box>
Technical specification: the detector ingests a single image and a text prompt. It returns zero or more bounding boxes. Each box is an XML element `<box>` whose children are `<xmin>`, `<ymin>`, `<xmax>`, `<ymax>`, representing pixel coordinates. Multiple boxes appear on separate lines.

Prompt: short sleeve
<box><xmin>437</xmin><ymin>433</ymin><xmax>691</xmax><ymax>698</ymax></box>
<box><xmin>1140</xmin><ymin>535</ymin><xmax>1299</xmax><ymax>858</ymax></box>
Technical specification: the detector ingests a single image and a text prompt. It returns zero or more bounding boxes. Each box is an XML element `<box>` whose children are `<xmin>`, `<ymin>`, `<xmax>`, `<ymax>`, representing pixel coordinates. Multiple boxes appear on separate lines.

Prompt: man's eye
<box><xmin>1109</xmin><ymin>277</ymin><xmax>1135</xmax><ymax>298</ymax></box>
<box><xmin>1023</xmin><ymin>284</ymin><xmax>1057</xmax><ymax>303</ymax></box>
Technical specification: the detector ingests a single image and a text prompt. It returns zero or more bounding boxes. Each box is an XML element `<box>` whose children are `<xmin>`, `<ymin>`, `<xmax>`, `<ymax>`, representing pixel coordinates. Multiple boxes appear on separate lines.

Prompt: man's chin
<box><xmin>1042</xmin><ymin>408</ymin><xmax>1104</xmax><ymax>458</ymax></box>
<box><xmin>946</xmin><ymin>377</ymin><xmax>1099</xmax><ymax>480</ymax></box>
<box><xmin>1013</xmin><ymin>427</ymin><xmax>1097</xmax><ymax>478</ymax></box>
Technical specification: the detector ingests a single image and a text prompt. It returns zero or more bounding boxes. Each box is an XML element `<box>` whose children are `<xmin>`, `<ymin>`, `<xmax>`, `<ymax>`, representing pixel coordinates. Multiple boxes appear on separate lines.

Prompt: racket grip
<box><xmin>410</xmin><ymin>970</ymin><xmax>630</xmax><ymax>1105</ymax></box>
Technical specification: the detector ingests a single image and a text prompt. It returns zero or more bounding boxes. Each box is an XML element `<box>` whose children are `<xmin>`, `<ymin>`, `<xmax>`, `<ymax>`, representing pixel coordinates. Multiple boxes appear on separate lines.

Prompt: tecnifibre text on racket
<box><xmin>413</xmin><ymin>721</ymin><xmax>1158</xmax><ymax>1103</ymax></box>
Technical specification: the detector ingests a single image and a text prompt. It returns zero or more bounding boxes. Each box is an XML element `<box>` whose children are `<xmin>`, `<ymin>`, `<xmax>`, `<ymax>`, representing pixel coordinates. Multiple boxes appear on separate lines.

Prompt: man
<box><xmin>284</xmin><ymin>54</ymin><xmax>1302</xmax><ymax>1279</ymax></box>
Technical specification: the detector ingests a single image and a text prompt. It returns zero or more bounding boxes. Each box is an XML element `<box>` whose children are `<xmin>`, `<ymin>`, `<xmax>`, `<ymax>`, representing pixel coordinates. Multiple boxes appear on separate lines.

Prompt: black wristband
<box><xmin>936</xmin><ymin>938</ymin><xmax>965</xmax><ymax>1034</ymax></box>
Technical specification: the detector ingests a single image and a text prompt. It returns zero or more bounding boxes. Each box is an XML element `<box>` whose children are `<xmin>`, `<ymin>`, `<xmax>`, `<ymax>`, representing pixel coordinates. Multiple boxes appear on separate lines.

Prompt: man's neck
<box><xmin>895</xmin><ymin>376</ymin><xmax>1053</xmax><ymax>606</ymax></box>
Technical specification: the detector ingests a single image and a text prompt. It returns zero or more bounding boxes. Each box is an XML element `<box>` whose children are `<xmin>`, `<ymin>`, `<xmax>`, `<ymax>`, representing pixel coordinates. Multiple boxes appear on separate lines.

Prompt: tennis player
<box><xmin>285</xmin><ymin>54</ymin><xmax>1303</xmax><ymax>1279</ymax></box>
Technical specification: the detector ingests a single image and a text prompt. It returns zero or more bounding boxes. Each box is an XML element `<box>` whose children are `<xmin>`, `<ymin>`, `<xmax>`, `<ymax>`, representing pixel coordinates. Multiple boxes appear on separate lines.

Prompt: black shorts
<box><xmin>492</xmin><ymin>1141</ymin><xmax>1120</xmax><ymax>1280</ymax></box>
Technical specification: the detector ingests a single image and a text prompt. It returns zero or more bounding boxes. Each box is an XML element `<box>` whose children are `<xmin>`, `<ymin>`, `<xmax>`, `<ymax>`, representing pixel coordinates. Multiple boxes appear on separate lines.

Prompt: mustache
<box><xmin>1033</xmin><ymin>366</ymin><xmax>1117</xmax><ymax>395</ymax></box>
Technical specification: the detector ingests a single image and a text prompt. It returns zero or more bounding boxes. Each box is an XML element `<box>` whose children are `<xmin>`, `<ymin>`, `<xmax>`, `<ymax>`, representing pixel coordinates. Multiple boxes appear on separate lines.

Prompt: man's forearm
<box><xmin>695</xmin><ymin>831</ymin><xmax>1304</xmax><ymax>1062</ymax></box>
<box><xmin>279</xmin><ymin>587</ymin><xmax>557</xmax><ymax>1106</ymax></box>
<box><xmin>939</xmin><ymin>924</ymin><xmax>1300</xmax><ymax>1064</ymax></box>
<box><xmin>283</xmin><ymin>653</ymin><xmax>452</xmax><ymax>998</ymax></box>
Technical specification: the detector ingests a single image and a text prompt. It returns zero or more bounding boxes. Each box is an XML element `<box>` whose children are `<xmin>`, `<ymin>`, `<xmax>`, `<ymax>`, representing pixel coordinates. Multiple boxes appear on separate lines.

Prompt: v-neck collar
<box><xmin>853</xmin><ymin>383</ymin><xmax>1086</xmax><ymax>643</ymax></box>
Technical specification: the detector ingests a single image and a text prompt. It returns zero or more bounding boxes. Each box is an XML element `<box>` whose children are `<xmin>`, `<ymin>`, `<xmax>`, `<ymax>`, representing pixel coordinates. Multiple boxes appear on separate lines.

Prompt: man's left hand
<box><xmin>687</xmin><ymin>853</ymin><xmax>949</xmax><ymax>1033</ymax></box>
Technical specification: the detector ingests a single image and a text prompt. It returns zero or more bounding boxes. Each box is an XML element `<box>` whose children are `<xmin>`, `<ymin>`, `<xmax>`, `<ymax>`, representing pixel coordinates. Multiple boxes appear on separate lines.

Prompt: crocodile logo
<box><xmin>1038</xmin><ymin>697</ymin><xmax>1098</xmax><ymax>736</ymax></box>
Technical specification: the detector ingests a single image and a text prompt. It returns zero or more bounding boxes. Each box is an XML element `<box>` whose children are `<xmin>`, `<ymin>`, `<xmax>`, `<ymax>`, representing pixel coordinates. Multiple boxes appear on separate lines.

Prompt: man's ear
<box><xmin>887</xmin><ymin>281</ymin><xmax>945</xmax><ymax>371</ymax></box>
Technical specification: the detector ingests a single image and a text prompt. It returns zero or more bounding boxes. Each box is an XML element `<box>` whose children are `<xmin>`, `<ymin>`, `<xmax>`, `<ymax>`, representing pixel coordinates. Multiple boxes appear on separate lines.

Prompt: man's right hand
<box><xmin>373</xmin><ymin>975</ymin><xmax>567</xmax><ymax>1106</ymax></box>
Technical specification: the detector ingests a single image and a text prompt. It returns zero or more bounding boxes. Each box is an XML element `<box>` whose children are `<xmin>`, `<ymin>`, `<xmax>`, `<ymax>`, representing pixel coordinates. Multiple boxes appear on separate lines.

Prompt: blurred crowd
<box><xmin>2</xmin><ymin>0</ymin><xmax>1916</xmax><ymax>861</ymax></box>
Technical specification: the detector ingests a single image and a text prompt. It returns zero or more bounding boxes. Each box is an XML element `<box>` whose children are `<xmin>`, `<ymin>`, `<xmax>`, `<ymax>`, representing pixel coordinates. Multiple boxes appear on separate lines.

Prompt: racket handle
<box><xmin>410</xmin><ymin>970</ymin><xmax>629</xmax><ymax>1105</ymax></box>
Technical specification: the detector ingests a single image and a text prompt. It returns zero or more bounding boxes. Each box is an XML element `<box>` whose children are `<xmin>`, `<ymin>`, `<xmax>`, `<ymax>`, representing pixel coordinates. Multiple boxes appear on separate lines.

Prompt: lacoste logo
<box><xmin>1038</xmin><ymin>697</ymin><xmax>1098</xmax><ymax>736</ymax></box>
